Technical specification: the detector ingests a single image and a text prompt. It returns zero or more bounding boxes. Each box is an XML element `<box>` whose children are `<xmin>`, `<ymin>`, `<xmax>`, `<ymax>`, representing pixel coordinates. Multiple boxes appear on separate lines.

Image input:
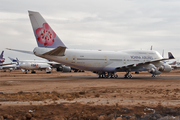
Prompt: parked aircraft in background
<box><xmin>8</xmin><ymin>57</ymin><xmax>71</xmax><ymax>74</ymax></box>
<box><xmin>169</xmin><ymin>61</ymin><xmax>180</xmax><ymax>70</ymax></box>
<box><xmin>0</xmin><ymin>63</ymin><xmax>17</xmax><ymax>72</ymax></box>
<box><xmin>0</xmin><ymin>51</ymin><xmax>16</xmax><ymax>71</ymax></box>
<box><xmin>167</xmin><ymin>53</ymin><xmax>180</xmax><ymax>70</ymax></box>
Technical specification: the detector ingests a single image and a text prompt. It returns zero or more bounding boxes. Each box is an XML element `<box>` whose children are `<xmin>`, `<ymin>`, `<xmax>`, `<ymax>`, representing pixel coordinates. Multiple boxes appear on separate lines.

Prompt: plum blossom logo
<box><xmin>36</xmin><ymin>23</ymin><xmax>56</xmax><ymax>46</ymax></box>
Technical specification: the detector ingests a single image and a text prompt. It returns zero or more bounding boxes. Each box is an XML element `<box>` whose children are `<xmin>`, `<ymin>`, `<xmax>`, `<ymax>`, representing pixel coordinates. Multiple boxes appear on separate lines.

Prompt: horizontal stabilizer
<box><xmin>6</xmin><ymin>48</ymin><xmax>33</xmax><ymax>54</ymax></box>
<box><xmin>43</xmin><ymin>46</ymin><xmax>66</xmax><ymax>56</ymax></box>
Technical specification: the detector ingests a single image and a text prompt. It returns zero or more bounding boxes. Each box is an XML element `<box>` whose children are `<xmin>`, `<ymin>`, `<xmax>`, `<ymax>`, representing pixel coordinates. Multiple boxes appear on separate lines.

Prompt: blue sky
<box><xmin>1</xmin><ymin>0</ymin><xmax>180</xmax><ymax>63</ymax></box>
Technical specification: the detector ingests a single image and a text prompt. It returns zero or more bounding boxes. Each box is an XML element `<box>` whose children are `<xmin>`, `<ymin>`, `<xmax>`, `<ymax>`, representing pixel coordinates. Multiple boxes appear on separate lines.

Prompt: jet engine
<box><xmin>148</xmin><ymin>67</ymin><xmax>161</xmax><ymax>75</ymax></box>
<box><xmin>62</xmin><ymin>66</ymin><xmax>71</xmax><ymax>72</ymax></box>
<box><xmin>46</xmin><ymin>67</ymin><xmax>52</xmax><ymax>73</ymax></box>
<box><xmin>56</xmin><ymin>65</ymin><xmax>71</xmax><ymax>72</ymax></box>
<box><xmin>147</xmin><ymin>64</ymin><xmax>161</xmax><ymax>75</ymax></box>
<box><xmin>158</xmin><ymin>64</ymin><xmax>172</xmax><ymax>72</ymax></box>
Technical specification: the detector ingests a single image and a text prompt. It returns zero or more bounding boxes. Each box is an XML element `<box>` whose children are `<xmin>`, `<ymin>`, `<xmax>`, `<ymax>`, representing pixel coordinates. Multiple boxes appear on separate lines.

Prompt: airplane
<box><xmin>8</xmin><ymin>57</ymin><xmax>71</xmax><ymax>74</ymax></box>
<box><xmin>167</xmin><ymin>53</ymin><xmax>180</xmax><ymax>70</ymax></box>
<box><xmin>157</xmin><ymin>49</ymin><xmax>180</xmax><ymax>70</ymax></box>
<box><xmin>0</xmin><ymin>51</ymin><xmax>16</xmax><ymax>71</ymax></box>
<box><xmin>9</xmin><ymin>11</ymin><xmax>175</xmax><ymax>78</ymax></box>
<box><xmin>0</xmin><ymin>64</ymin><xmax>17</xmax><ymax>72</ymax></box>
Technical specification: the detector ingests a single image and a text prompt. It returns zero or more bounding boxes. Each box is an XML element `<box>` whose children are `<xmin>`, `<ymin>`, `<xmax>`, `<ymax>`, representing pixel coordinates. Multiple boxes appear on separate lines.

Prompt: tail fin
<box><xmin>0</xmin><ymin>51</ymin><xmax>4</xmax><ymax>59</ymax></box>
<box><xmin>8</xmin><ymin>57</ymin><xmax>18</xmax><ymax>62</ymax></box>
<box><xmin>8</xmin><ymin>57</ymin><xmax>19</xmax><ymax>65</ymax></box>
<box><xmin>168</xmin><ymin>52</ymin><xmax>175</xmax><ymax>59</ymax></box>
<box><xmin>28</xmin><ymin>11</ymin><xmax>66</xmax><ymax>48</ymax></box>
<box><xmin>162</xmin><ymin>50</ymin><xmax>164</xmax><ymax>58</ymax></box>
<box><xmin>150</xmin><ymin>46</ymin><xmax>152</xmax><ymax>50</ymax></box>
<box><xmin>0</xmin><ymin>51</ymin><xmax>5</xmax><ymax>64</ymax></box>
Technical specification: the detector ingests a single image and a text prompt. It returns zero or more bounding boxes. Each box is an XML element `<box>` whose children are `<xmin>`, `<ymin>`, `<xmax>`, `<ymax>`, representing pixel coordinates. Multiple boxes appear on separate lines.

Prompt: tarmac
<box><xmin>0</xmin><ymin>70</ymin><xmax>180</xmax><ymax>120</ymax></box>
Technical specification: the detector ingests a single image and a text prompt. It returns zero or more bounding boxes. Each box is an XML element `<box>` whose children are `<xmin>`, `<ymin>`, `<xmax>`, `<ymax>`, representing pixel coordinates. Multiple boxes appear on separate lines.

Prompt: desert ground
<box><xmin>0</xmin><ymin>70</ymin><xmax>180</xmax><ymax>120</ymax></box>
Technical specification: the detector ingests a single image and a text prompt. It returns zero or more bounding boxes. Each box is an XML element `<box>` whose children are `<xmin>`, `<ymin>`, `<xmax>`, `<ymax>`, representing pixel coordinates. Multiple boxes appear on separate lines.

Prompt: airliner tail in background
<box><xmin>0</xmin><ymin>51</ymin><xmax>5</xmax><ymax>64</ymax></box>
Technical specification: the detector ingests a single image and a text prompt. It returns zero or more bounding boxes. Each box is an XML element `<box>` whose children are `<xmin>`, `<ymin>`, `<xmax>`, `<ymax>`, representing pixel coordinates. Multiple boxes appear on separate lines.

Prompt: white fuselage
<box><xmin>18</xmin><ymin>61</ymin><xmax>51</xmax><ymax>70</ymax></box>
<box><xmin>33</xmin><ymin>47</ymin><xmax>163</xmax><ymax>72</ymax></box>
<box><xmin>0</xmin><ymin>64</ymin><xmax>17</xmax><ymax>70</ymax></box>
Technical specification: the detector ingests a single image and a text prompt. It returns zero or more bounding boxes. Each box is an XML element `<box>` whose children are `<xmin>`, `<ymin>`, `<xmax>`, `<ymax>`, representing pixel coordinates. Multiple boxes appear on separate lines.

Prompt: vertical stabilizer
<box><xmin>150</xmin><ymin>46</ymin><xmax>152</xmax><ymax>50</ymax></box>
<box><xmin>168</xmin><ymin>52</ymin><xmax>175</xmax><ymax>59</ymax></box>
<box><xmin>8</xmin><ymin>57</ymin><xmax>18</xmax><ymax>62</ymax></box>
<box><xmin>28</xmin><ymin>11</ymin><xmax>66</xmax><ymax>48</ymax></box>
<box><xmin>162</xmin><ymin>50</ymin><xmax>164</xmax><ymax>58</ymax></box>
<box><xmin>0</xmin><ymin>51</ymin><xmax>5</xmax><ymax>64</ymax></box>
<box><xmin>0</xmin><ymin>51</ymin><xmax>4</xmax><ymax>59</ymax></box>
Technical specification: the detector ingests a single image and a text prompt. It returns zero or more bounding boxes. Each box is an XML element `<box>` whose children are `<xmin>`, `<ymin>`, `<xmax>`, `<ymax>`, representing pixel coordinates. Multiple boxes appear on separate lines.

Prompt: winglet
<box><xmin>168</xmin><ymin>52</ymin><xmax>175</xmax><ymax>59</ymax></box>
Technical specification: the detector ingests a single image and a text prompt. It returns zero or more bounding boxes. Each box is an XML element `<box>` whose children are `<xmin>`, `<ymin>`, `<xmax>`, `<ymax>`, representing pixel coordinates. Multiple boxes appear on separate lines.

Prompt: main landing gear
<box><xmin>31</xmin><ymin>70</ymin><xmax>36</xmax><ymax>74</ymax></box>
<box><xmin>124</xmin><ymin>71</ymin><xmax>132</xmax><ymax>78</ymax></box>
<box><xmin>98</xmin><ymin>72</ymin><xmax>118</xmax><ymax>78</ymax></box>
<box><xmin>151</xmin><ymin>74</ymin><xmax>156</xmax><ymax>77</ymax></box>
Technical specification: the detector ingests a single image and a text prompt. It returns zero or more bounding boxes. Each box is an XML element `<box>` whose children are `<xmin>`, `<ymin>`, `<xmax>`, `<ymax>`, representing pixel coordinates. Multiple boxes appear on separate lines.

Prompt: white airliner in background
<box><xmin>0</xmin><ymin>64</ymin><xmax>17</xmax><ymax>72</ymax></box>
<box><xmin>8</xmin><ymin>57</ymin><xmax>71</xmax><ymax>74</ymax></box>
<box><xmin>168</xmin><ymin>61</ymin><xmax>180</xmax><ymax>70</ymax></box>
<box><xmin>9</xmin><ymin>11</ymin><xmax>175</xmax><ymax>78</ymax></box>
<box><xmin>0</xmin><ymin>51</ymin><xmax>16</xmax><ymax>72</ymax></box>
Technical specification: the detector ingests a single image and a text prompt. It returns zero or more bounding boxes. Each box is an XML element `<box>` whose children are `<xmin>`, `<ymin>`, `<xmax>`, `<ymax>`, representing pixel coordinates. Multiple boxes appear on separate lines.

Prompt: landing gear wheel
<box><xmin>31</xmin><ymin>71</ymin><xmax>36</xmax><ymax>74</ymax></box>
<box><xmin>129</xmin><ymin>74</ymin><xmax>132</xmax><ymax>78</ymax></box>
<box><xmin>124</xmin><ymin>73</ymin><xmax>132</xmax><ymax>78</ymax></box>
<box><xmin>105</xmin><ymin>75</ymin><xmax>109</xmax><ymax>78</ymax></box>
<box><xmin>151</xmin><ymin>74</ymin><xmax>156</xmax><ymax>77</ymax></box>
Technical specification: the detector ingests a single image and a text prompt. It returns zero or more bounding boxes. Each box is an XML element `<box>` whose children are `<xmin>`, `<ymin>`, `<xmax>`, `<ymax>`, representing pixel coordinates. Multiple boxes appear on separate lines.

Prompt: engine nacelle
<box><xmin>46</xmin><ymin>67</ymin><xmax>52</xmax><ymax>73</ymax></box>
<box><xmin>145</xmin><ymin>64</ymin><xmax>161</xmax><ymax>75</ymax></box>
<box><xmin>148</xmin><ymin>67</ymin><xmax>161</xmax><ymax>75</ymax></box>
<box><xmin>158</xmin><ymin>64</ymin><xmax>172</xmax><ymax>72</ymax></box>
<box><xmin>56</xmin><ymin>66</ymin><xmax>71</xmax><ymax>72</ymax></box>
<box><xmin>62</xmin><ymin>66</ymin><xmax>71</xmax><ymax>72</ymax></box>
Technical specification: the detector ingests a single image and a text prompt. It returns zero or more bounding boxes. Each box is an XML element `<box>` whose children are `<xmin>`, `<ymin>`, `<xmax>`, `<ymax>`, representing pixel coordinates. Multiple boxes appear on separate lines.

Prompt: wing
<box><xmin>47</xmin><ymin>61</ymin><xmax>62</xmax><ymax>68</ymax></box>
<box><xmin>0</xmin><ymin>63</ymin><xmax>15</xmax><ymax>66</ymax></box>
<box><xmin>116</xmin><ymin>55</ymin><xmax>175</xmax><ymax>71</ymax></box>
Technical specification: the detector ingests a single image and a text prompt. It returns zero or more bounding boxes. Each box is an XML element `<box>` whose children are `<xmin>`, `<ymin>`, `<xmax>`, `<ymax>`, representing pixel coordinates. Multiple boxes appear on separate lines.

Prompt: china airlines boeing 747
<box><xmin>27</xmin><ymin>11</ymin><xmax>175</xmax><ymax>78</ymax></box>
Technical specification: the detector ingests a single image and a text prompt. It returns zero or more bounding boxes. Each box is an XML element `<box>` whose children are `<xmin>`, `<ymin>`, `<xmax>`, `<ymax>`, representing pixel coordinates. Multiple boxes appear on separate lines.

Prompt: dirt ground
<box><xmin>0</xmin><ymin>70</ymin><xmax>180</xmax><ymax>120</ymax></box>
